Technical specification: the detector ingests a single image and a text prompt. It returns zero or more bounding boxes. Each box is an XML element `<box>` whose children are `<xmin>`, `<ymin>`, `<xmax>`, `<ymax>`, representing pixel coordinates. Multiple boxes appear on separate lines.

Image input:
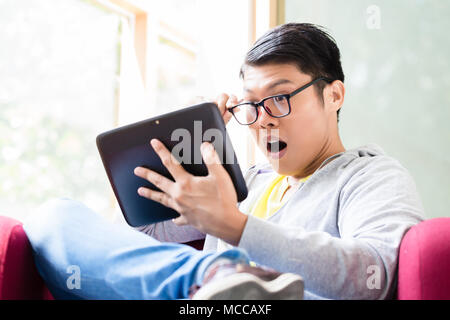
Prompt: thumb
<box><xmin>201</xmin><ymin>142</ymin><xmax>225</xmax><ymax>177</ymax></box>
<box><xmin>172</xmin><ymin>215</ymin><xmax>188</xmax><ymax>226</ymax></box>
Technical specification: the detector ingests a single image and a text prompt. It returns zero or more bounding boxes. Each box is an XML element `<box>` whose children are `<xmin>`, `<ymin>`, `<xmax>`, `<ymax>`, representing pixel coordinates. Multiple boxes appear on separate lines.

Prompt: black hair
<box><xmin>240</xmin><ymin>23</ymin><xmax>345</xmax><ymax>122</ymax></box>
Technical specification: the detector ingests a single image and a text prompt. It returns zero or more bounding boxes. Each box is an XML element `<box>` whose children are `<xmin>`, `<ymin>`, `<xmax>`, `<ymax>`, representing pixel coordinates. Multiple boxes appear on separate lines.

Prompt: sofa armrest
<box><xmin>0</xmin><ymin>216</ymin><xmax>53</xmax><ymax>300</ymax></box>
<box><xmin>398</xmin><ymin>218</ymin><xmax>450</xmax><ymax>300</ymax></box>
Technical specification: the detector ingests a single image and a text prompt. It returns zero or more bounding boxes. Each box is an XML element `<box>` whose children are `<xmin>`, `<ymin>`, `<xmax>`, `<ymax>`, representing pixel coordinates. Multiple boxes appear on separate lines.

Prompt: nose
<box><xmin>256</xmin><ymin>106</ymin><xmax>278</xmax><ymax>128</ymax></box>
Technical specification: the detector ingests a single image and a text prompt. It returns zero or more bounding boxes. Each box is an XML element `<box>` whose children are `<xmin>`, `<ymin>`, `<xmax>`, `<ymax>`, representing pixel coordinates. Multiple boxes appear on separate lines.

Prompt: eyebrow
<box><xmin>244</xmin><ymin>79</ymin><xmax>294</xmax><ymax>93</ymax></box>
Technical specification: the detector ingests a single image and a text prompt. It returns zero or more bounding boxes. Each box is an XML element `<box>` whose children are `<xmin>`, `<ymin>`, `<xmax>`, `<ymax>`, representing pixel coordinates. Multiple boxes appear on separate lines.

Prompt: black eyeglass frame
<box><xmin>227</xmin><ymin>77</ymin><xmax>334</xmax><ymax>125</ymax></box>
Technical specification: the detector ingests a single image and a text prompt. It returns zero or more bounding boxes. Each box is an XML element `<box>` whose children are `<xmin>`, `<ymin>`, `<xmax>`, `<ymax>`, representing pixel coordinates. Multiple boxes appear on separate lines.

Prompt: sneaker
<box><xmin>189</xmin><ymin>262</ymin><xmax>304</xmax><ymax>300</ymax></box>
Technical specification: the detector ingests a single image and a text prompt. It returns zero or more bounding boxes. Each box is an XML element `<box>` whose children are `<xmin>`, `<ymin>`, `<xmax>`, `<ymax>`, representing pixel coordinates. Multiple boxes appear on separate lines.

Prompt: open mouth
<box><xmin>266</xmin><ymin>140</ymin><xmax>287</xmax><ymax>153</ymax></box>
<box><xmin>265</xmin><ymin>136</ymin><xmax>288</xmax><ymax>159</ymax></box>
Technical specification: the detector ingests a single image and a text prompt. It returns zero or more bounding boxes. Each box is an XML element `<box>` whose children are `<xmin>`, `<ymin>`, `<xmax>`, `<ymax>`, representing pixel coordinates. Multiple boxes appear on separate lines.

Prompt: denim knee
<box><xmin>23</xmin><ymin>197</ymin><xmax>84</xmax><ymax>245</ymax></box>
<box><xmin>40</xmin><ymin>197</ymin><xmax>82</xmax><ymax>222</ymax></box>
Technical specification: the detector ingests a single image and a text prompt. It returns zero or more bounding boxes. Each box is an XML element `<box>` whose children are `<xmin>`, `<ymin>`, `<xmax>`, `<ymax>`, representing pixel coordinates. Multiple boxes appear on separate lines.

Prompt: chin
<box><xmin>267</xmin><ymin>159</ymin><xmax>291</xmax><ymax>176</ymax></box>
<box><xmin>267</xmin><ymin>158</ymin><xmax>305</xmax><ymax>177</ymax></box>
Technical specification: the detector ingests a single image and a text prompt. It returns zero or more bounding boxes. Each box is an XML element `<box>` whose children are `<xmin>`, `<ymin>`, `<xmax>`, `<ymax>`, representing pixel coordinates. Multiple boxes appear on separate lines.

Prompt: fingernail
<box><xmin>201</xmin><ymin>142</ymin><xmax>213</xmax><ymax>154</ymax></box>
<box><xmin>151</xmin><ymin>139</ymin><xmax>160</xmax><ymax>149</ymax></box>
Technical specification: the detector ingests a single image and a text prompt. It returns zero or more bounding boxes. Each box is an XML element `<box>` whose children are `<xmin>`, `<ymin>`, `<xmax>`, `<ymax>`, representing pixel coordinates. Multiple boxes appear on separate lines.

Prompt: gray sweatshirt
<box><xmin>138</xmin><ymin>143</ymin><xmax>425</xmax><ymax>300</ymax></box>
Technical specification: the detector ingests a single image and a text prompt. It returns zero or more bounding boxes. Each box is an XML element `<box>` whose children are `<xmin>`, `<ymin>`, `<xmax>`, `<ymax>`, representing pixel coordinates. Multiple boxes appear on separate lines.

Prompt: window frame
<box><xmin>246</xmin><ymin>0</ymin><xmax>284</xmax><ymax>167</ymax></box>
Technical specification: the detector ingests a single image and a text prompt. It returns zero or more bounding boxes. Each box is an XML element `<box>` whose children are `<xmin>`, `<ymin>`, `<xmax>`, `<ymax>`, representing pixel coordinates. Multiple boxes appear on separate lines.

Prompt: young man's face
<box><xmin>241</xmin><ymin>63</ymin><xmax>340</xmax><ymax>177</ymax></box>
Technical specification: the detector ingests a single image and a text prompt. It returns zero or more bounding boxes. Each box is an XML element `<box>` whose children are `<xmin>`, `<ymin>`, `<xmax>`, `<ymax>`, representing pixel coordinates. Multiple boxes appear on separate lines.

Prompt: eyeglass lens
<box><xmin>232</xmin><ymin>96</ymin><xmax>289</xmax><ymax>124</ymax></box>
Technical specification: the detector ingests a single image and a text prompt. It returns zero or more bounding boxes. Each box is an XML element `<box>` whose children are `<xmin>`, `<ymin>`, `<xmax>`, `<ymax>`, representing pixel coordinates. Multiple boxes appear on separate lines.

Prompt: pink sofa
<box><xmin>397</xmin><ymin>217</ymin><xmax>450</xmax><ymax>299</ymax></box>
<box><xmin>1</xmin><ymin>215</ymin><xmax>449</xmax><ymax>300</ymax></box>
<box><xmin>0</xmin><ymin>216</ymin><xmax>54</xmax><ymax>299</ymax></box>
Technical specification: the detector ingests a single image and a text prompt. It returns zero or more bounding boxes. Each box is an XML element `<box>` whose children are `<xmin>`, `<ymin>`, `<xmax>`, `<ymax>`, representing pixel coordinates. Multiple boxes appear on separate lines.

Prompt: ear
<box><xmin>323</xmin><ymin>80</ymin><xmax>345</xmax><ymax>114</ymax></box>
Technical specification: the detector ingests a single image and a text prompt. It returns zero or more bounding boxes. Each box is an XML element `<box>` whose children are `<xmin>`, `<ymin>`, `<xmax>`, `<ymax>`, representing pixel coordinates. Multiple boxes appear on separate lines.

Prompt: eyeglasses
<box><xmin>227</xmin><ymin>77</ymin><xmax>333</xmax><ymax>125</ymax></box>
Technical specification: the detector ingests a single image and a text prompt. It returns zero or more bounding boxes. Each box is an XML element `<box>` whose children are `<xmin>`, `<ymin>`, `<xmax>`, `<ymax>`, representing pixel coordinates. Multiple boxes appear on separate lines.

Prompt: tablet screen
<box><xmin>97</xmin><ymin>103</ymin><xmax>248</xmax><ymax>226</ymax></box>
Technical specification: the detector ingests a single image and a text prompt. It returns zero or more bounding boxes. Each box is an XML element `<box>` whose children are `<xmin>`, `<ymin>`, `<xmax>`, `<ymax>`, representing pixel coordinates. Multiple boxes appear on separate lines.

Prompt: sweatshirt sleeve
<box><xmin>237</xmin><ymin>156</ymin><xmax>424</xmax><ymax>300</ymax></box>
<box><xmin>134</xmin><ymin>165</ymin><xmax>261</xmax><ymax>244</ymax></box>
<box><xmin>134</xmin><ymin>220</ymin><xmax>205</xmax><ymax>243</ymax></box>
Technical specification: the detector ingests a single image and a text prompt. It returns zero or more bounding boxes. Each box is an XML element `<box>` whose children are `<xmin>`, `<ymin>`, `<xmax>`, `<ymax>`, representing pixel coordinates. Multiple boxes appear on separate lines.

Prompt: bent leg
<box><xmin>23</xmin><ymin>198</ymin><xmax>249</xmax><ymax>300</ymax></box>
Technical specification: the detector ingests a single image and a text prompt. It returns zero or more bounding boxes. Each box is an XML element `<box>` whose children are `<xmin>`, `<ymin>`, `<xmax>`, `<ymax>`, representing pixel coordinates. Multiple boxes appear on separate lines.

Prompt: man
<box><xmin>24</xmin><ymin>23</ymin><xmax>424</xmax><ymax>300</ymax></box>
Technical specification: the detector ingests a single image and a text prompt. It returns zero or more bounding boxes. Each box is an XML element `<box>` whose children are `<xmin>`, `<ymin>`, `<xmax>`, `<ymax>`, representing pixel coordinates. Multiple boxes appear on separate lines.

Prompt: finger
<box><xmin>215</xmin><ymin>93</ymin><xmax>234</xmax><ymax>125</ymax></box>
<box><xmin>151</xmin><ymin>139</ymin><xmax>188</xmax><ymax>181</ymax></box>
<box><xmin>226</xmin><ymin>94</ymin><xmax>239</xmax><ymax>108</ymax></box>
<box><xmin>137</xmin><ymin>187</ymin><xmax>174</xmax><ymax>210</ymax></box>
<box><xmin>172</xmin><ymin>215</ymin><xmax>188</xmax><ymax>226</ymax></box>
<box><xmin>215</xmin><ymin>93</ymin><xmax>229</xmax><ymax>114</ymax></box>
<box><xmin>201</xmin><ymin>142</ymin><xmax>225</xmax><ymax>177</ymax></box>
<box><xmin>224</xmin><ymin>94</ymin><xmax>239</xmax><ymax>124</ymax></box>
<box><xmin>134</xmin><ymin>166</ymin><xmax>174</xmax><ymax>194</ymax></box>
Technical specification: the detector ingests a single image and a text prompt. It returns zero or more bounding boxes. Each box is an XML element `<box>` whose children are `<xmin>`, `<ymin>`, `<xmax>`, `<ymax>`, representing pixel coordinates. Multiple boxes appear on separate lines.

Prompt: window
<box><xmin>0</xmin><ymin>0</ymin><xmax>261</xmax><ymax>222</ymax></box>
<box><xmin>0</xmin><ymin>0</ymin><xmax>122</xmax><ymax>221</ymax></box>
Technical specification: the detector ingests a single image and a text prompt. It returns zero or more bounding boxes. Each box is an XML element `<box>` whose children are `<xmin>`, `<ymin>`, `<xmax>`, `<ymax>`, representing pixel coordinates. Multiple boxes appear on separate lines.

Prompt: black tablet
<box><xmin>96</xmin><ymin>102</ymin><xmax>248</xmax><ymax>227</ymax></box>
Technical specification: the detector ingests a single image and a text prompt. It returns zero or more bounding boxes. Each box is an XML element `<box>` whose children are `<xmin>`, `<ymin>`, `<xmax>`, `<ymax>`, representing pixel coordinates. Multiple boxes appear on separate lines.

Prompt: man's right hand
<box><xmin>213</xmin><ymin>93</ymin><xmax>239</xmax><ymax>125</ymax></box>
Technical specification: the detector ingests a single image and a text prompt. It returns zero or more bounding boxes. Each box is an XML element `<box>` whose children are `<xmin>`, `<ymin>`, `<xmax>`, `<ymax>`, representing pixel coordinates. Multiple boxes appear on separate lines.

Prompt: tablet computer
<box><xmin>96</xmin><ymin>102</ymin><xmax>248</xmax><ymax>227</ymax></box>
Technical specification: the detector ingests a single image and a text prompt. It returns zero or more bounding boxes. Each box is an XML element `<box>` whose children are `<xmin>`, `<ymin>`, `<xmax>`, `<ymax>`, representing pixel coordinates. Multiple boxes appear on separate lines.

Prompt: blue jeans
<box><xmin>23</xmin><ymin>198</ymin><xmax>250</xmax><ymax>300</ymax></box>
